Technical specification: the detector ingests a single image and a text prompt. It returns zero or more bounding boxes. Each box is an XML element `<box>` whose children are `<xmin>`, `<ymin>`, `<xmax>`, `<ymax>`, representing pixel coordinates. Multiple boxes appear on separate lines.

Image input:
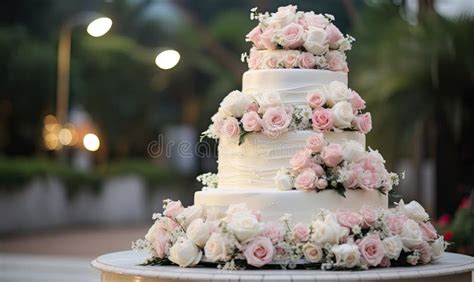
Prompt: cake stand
<box><xmin>91</xmin><ymin>250</ymin><xmax>474</xmax><ymax>282</ymax></box>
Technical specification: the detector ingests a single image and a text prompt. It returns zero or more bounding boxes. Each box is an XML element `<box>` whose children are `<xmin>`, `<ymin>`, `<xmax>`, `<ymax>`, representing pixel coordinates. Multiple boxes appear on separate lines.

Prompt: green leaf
<box><xmin>238</xmin><ymin>131</ymin><xmax>250</xmax><ymax>145</ymax></box>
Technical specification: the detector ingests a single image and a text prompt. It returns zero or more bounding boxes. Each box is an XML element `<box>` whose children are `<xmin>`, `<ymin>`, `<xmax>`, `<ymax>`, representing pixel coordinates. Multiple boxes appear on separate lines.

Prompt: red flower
<box><xmin>437</xmin><ymin>214</ymin><xmax>451</xmax><ymax>226</ymax></box>
<box><xmin>459</xmin><ymin>197</ymin><xmax>471</xmax><ymax>210</ymax></box>
<box><xmin>443</xmin><ymin>230</ymin><xmax>453</xmax><ymax>241</ymax></box>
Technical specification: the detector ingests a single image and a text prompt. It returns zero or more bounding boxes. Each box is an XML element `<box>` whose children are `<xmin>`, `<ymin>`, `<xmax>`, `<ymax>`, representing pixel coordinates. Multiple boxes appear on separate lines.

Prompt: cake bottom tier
<box><xmin>195</xmin><ymin>189</ymin><xmax>388</xmax><ymax>223</ymax></box>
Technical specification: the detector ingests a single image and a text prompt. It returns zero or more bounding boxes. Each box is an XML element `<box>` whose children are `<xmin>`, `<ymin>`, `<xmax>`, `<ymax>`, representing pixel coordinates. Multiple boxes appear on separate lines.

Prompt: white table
<box><xmin>91</xmin><ymin>250</ymin><xmax>474</xmax><ymax>282</ymax></box>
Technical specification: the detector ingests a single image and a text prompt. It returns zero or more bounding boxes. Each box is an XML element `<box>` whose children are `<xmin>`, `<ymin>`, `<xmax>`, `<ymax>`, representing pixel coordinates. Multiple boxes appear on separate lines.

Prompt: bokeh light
<box><xmin>155</xmin><ymin>49</ymin><xmax>180</xmax><ymax>69</ymax></box>
<box><xmin>86</xmin><ymin>17</ymin><xmax>112</xmax><ymax>37</ymax></box>
<box><xmin>83</xmin><ymin>133</ymin><xmax>100</xmax><ymax>151</ymax></box>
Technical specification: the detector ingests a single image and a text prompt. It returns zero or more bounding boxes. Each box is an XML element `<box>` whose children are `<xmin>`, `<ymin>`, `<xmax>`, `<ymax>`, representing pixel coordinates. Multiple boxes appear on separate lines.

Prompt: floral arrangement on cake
<box><xmin>201</xmin><ymin>81</ymin><xmax>370</xmax><ymax>144</ymax></box>
<box><xmin>133</xmin><ymin>199</ymin><xmax>447</xmax><ymax>270</ymax></box>
<box><xmin>242</xmin><ymin>5</ymin><xmax>354</xmax><ymax>72</ymax></box>
<box><xmin>274</xmin><ymin>133</ymin><xmax>400</xmax><ymax>196</ymax></box>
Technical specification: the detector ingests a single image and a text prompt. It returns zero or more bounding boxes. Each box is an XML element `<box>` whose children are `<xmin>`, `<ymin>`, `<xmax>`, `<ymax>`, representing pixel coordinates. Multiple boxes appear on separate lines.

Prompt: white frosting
<box><xmin>217</xmin><ymin>131</ymin><xmax>365</xmax><ymax>190</ymax></box>
<box><xmin>195</xmin><ymin>189</ymin><xmax>388</xmax><ymax>223</ymax></box>
<box><xmin>243</xmin><ymin>69</ymin><xmax>347</xmax><ymax>105</ymax></box>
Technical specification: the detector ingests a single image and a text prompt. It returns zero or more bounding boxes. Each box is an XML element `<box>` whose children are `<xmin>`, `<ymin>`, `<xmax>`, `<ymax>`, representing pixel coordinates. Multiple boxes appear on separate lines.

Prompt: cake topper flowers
<box><xmin>242</xmin><ymin>5</ymin><xmax>355</xmax><ymax>72</ymax></box>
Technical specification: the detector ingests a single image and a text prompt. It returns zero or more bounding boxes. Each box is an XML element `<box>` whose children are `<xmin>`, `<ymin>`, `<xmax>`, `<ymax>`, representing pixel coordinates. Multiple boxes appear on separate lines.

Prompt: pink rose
<box><xmin>280</xmin><ymin>23</ymin><xmax>304</xmax><ymax>49</ymax></box>
<box><xmin>358</xmin><ymin>168</ymin><xmax>381</xmax><ymax>191</ymax></box>
<box><xmin>298</xmin><ymin>52</ymin><xmax>316</xmax><ymax>69</ymax></box>
<box><xmin>358</xmin><ymin>234</ymin><xmax>384</xmax><ymax>267</ymax></box>
<box><xmin>241</xmin><ymin>111</ymin><xmax>262</xmax><ymax>132</ymax></box>
<box><xmin>211</xmin><ymin>113</ymin><xmax>225</xmax><ymax>134</ymax></box>
<box><xmin>320</xmin><ymin>143</ymin><xmax>343</xmax><ymax>167</ymax></box>
<box><xmin>343</xmin><ymin>168</ymin><xmax>359</xmax><ymax>189</ymax></box>
<box><xmin>385</xmin><ymin>214</ymin><xmax>408</xmax><ymax>235</ymax></box>
<box><xmin>164</xmin><ymin>200</ymin><xmax>184</xmax><ymax>219</ymax></box>
<box><xmin>326</xmin><ymin>24</ymin><xmax>344</xmax><ymax>48</ymax></box>
<box><xmin>306</xmin><ymin>91</ymin><xmax>326</xmax><ymax>108</ymax></box>
<box><xmin>312</xmin><ymin>108</ymin><xmax>334</xmax><ymax>131</ymax></box>
<box><xmin>248</xmin><ymin>49</ymin><xmax>262</xmax><ymax>69</ymax></box>
<box><xmin>414</xmin><ymin>242</ymin><xmax>432</xmax><ymax>264</ymax></box>
<box><xmin>336</xmin><ymin>209</ymin><xmax>363</xmax><ymax>228</ymax></box>
<box><xmin>282</xmin><ymin>50</ymin><xmax>300</xmax><ymax>68</ymax></box>
<box><xmin>222</xmin><ymin>117</ymin><xmax>240</xmax><ymax>138</ymax></box>
<box><xmin>304</xmin><ymin>12</ymin><xmax>329</xmax><ymax>28</ymax></box>
<box><xmin>261</xmin><ymin>106</ymin><xmax>291</xmax><ymax>137</ymax></box>
<box><xmin>260</xmin><ymin>27</ymin><xmax>277</xmax><ymax>50</ymax></box>
<box><xmin>246</xmin><ymin>26</ymin><xmax>263</xmax><ymax>49</ymax></box>
<box><xmin>315</xmin><ymin>178</ymin><xmax>328</xmax><ymax>190</ymax></box>
<box><xmin>293</xmin><ymin>223</ymin><xmax>310</xmax><ymax>242</ymax></box>
<box><xmin>354</xmin><ymin>113</ymin><xmax>372</xmax><ymax>134</ymax></box>
<box><xmin>290</xmin><ymin>150</ymin><xmax>312</xmax><ymax>171</ymax></box>
<box><xmin>246</xmin><ymin>102</ymin><xmax>259</xmax><ymax>113</ymax></box>
<box><xmin>261</xmin><ymin>54</ymin><xmax>280</xmax><ymax>69</ymax></box>
<box><xmin>152</xmin><ymin>235</ymin><xmax>169</xmax><ymax>259</ymax></box>
<box><xmin>305</xmin><ymin>133</ymin><xmax>325</xmax><ymax>153</ymax></box>
<box><xmin>243</xmin><ymin>236</ymin><xmax>274</xmax><ymax>267</ymax></box>
<box><xmin>380</xmin><ymin>256</ymin><xmax>391</xmax><ymax>268</ymax></box>
<box><xmin>157</xmin><ymin>217</ymin><xmax>179</xmax><ymax>231</ymax></box>
<box><xmin>294</xmin><ymin>168</ymin><xmax>317</xmax><ymax>191</ymax></box>
<box><xmin>350</xmin><ymin>90</ymin><xmax>366</xmax><ymax>111</ymax></box>
<box><xmin>263</xmin><ymin>223</ymin><xmax>283</xmax><ymax>244</ymax></box>
<box><xmin>310</xmin><ymin>163</ymin><xmax>325</xmax><ymax>177</ymax></box>
<box><xmin>419</xmin><ymin>222</ymin><xmax>437</xmax><ymax>241</ymax></box>
<box><xmin>359</xmin><ymin>207</ymin><xmax>378</xmax><ymax>228</ymax></box>
<box><xmin>326</xmin><ymin>50</ymin><xmax>348</xmax><ymax>72</ymax></box>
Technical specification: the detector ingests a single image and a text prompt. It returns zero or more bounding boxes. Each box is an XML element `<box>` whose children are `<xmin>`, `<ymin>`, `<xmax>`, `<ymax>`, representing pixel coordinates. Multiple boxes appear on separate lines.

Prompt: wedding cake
<box><xmin>135</xmin><ymin>5</ymin><xmax>446</xmax><ymax>270</ymax></box>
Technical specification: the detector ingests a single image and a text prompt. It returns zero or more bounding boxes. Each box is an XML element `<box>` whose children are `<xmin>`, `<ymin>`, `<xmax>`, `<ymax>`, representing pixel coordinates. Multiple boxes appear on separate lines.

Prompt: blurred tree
<box><xmin>349</xmin><ymin>1</ymin><xmax>474</xmax><ymax>215</ymax></box>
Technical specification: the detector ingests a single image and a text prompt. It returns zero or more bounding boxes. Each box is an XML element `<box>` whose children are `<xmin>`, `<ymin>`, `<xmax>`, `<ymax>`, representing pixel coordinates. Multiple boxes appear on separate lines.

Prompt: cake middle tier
<box><xmin>217</xmin><ymin>131</ymin><xmax>365</xmax><ymax>190</ymax></box>
<box><xmin>242</xmin><ymin>69</ymin><xmax>348</xmax><ymax>105</ymax></box>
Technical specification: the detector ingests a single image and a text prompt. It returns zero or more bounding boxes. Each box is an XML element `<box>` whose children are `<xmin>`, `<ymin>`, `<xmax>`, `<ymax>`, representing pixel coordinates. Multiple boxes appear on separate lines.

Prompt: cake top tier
<box><xmin>243</xmin><ymin>5</ymin><xmax>354</xmax><ymax>73</ymax></box>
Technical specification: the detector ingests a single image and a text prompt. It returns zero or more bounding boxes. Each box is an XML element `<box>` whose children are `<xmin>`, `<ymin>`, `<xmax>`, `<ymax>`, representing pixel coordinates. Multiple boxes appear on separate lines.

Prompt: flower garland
<box><xmin>242</xmin><ymin>5</ymin><xmax>354</xmax><ymax>72</ymax></box>
<box><xmin>201</xmin><ymin>81</ymin><xmax>371</xmax><ymax>144</ymax></box>
<box><xmin>275</xmin><ymin>133</ymin><xmax>401</xmax><ymax>195</ymax></box>
<box><xmin>134</xmin><ymin>200</ymin><xmax>447</xmax><ymax>270</ymax></box>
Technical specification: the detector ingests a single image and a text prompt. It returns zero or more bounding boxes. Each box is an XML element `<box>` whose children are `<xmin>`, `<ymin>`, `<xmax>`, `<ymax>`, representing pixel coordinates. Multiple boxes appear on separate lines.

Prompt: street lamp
<box><xmin>155</xmin><ymin>49</ymin><xmax>181</xmax><ymax>70</ymax></box>
<box><xmin>56</xmin><ymin>12</ymin><xmax>112</xmax><ymax>126</ymax></box>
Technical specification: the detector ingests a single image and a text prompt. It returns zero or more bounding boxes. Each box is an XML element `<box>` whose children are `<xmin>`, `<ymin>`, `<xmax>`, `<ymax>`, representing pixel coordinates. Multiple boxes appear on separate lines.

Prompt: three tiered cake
<box><xmin>135</xmin><ymin>5</ymin><xmax>446</xmax><ymax>270</ymax></box>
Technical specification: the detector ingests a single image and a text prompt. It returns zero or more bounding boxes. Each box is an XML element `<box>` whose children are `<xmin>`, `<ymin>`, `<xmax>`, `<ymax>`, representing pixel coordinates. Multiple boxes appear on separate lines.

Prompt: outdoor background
<box><xmin>0</xmin><ymin>0</ymin><xmax>473</xmax><ymax>281</ymax></box>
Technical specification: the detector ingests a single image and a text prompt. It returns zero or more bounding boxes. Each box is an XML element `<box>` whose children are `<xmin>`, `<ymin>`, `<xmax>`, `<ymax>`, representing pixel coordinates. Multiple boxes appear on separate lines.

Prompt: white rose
<box><xmin>398</xmin><ymin>199</ymin><xmax>430</xmax><ymax>223</ymax></box>
<box><xmin>269</xmin><ymin>5</ymin><xmax>297</xmax><ymax>28</ymax></box>
<box><xmin>176</xmin><ymin>205</ymin><xmax>204</xmax><ymax>230</ymax></box>
<box><xmin>332</xmin><ymin>101</ymin><xmax>355</xmax><ymax>129</ymax></box>
<box><xmin>311</xmin><ymin>214</ymin><xmax>349</xmax><ymax>245</ymax></box>
<box><xmin>331</xmin><ymin>244</ymin><xmax>361</xmax><ymax>268</ymax></box>
<box><xmin>145</xmin><ymin>220</ymin><xmax>163</xmax><ymax>243</ymax></box>
<box><xmin>186</xmin><ymin>218</ymin><xmax>211</xmax><ymax>248</ymax></box>
<box><xmin>219</xmin><ymin>90</ymin><xmax>250</xmax><ymax>117</ymax></box>
<box><xmin>275</xmin><ymin>168</ymin><xmax>293</xmax><ymax>190</ymax></box>
<box><xmin>302</xmin><ymin>243</ymin><xmax>323</xmax><ymax>262</ymax></box>
<box><xmin>204</xmin><ymin>233</ymin><xmax>231</xmax><ymax>262</ymax></box>
<box><xmin>383</xmin><ymin>236</ymin><xmax>403</xmax><ymax>260</ymax></box>
<box><xmin>431</xmin><ymin>236</ymin><xmax>445</xmax><ymax>261</ymax></box>
<box><xmin>168</xmin><ymin>237</ymin><xmax>202</xmax><ymax>267</ymax></box>
<box><xmin>256</xmin><ymin>91</ymin><xmax>282</xmax><ymax>113</ymax></box>
<box><xmin>343</xmin><ymin>140</ymin><xmax>365</xmax><ymax>162</ymax></box>
<box><xmin>225</xmin><ymin>203</ymin><xmax>251</xmax><ymax>218</ymax></box>
<box><xmin>228</xmin><ymin>212</ymin><xmax>263</xmax><ymax>242</ymax></box>
<box><xmin>303</xmin><ymin>27</ymin><xmax>329</xmax><ymax>55</ymax></box>
<box><xmin>327</xmin><ymin>81</ymin><xmax>350</xmax><ymax>106</ymax></box>
<box><xmin>399</xmin><ymin>219</ymin><xmax>424</xmax><ymax>249</ymax></box>
<box><xmin>205</xmin><ymin>208</ymin><xmax>225</xmax><ymax>221</ymax></box>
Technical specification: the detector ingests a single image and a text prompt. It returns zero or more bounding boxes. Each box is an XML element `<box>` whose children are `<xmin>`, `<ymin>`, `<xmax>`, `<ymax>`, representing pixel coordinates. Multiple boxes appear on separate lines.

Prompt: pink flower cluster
<box><xmin>205</xmin><ymin>85</ymin><xmax>371</xmax><ymax>142</ymax></box>
<box><xmin>245</xmin><ymin>5</ymin><xmax>353</xmax><ymax>71</ymax></box>
<box><xmin>137</xmin><ymin>199</ymin><xmax>445</xmax><ymax>269</ymax></box>
<box><xmin>286</xmin><ymin>133</ymin><xmax>396</xmax><ymax>193</ymax></box>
